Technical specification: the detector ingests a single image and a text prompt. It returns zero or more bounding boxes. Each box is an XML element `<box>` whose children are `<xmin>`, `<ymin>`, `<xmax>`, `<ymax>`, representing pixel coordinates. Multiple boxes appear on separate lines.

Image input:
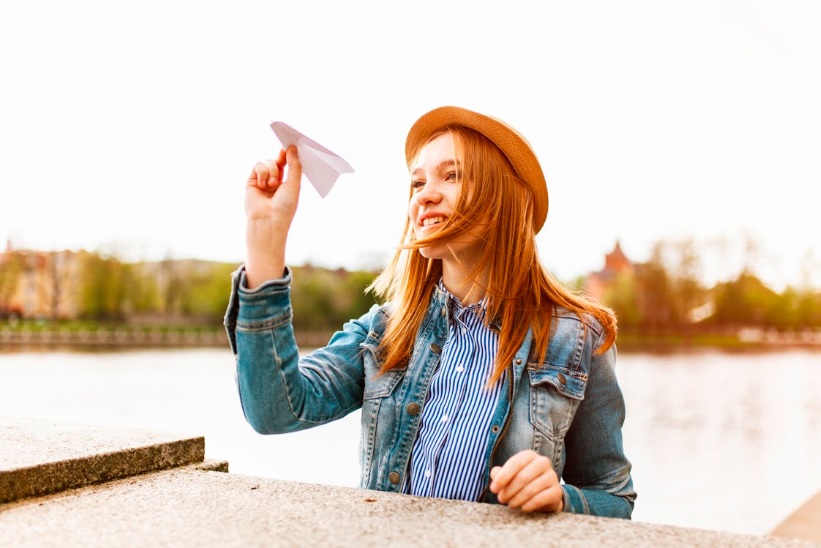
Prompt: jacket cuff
<box><xmin>223</xmin><ymin>264</ymin><xmax>292</xmax><ymax>354</ymax></box>
<box><xmin>562</xmin><ymin>484</ymin><xmax>590</xmax><ymax>515</ymax></box>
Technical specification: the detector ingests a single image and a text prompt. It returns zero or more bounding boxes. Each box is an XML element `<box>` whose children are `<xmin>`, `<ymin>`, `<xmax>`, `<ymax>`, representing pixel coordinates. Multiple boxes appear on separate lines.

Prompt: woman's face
<box><xmin>408</xmin><ymin>133</ymin><xmax>484</xmax><ymax>265</ymax></box>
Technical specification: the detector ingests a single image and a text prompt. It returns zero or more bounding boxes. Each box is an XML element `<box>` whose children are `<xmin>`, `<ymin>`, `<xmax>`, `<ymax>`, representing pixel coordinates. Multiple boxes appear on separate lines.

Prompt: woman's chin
<box><xmin>418</xmin><ymin>245</ymin><xmax>447</xmax><ymax>260</ymax></box>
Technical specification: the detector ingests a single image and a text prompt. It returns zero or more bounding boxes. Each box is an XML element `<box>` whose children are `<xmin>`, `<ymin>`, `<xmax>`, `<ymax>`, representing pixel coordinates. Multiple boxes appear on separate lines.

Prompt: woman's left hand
<box><xmin>489</xmin><ymin>449</ymin><xmax>564</xmax><ymax>513</ymax></box>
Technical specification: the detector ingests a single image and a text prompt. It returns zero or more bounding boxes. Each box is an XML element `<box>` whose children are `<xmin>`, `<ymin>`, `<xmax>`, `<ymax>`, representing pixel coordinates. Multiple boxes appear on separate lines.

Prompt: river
<box><xmin>1</xmin><ymin>347</ymin><xmax>819</xmax><ymax>536</ymax></box>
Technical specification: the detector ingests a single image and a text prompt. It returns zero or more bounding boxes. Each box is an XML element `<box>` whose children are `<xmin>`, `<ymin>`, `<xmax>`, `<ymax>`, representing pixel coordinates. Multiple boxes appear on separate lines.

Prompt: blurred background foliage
<box><xmin>2</xmin><ymin>238</ymin><xmax>820</xmax><ymax>343</ymax></box>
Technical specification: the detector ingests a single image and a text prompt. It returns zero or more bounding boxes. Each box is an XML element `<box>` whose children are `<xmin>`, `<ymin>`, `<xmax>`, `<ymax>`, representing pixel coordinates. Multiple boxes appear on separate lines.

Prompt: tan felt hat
<box><xmin>405</xmin><ymin>106</ymin><xmax>549</xmax><ymax>232</ymax></box>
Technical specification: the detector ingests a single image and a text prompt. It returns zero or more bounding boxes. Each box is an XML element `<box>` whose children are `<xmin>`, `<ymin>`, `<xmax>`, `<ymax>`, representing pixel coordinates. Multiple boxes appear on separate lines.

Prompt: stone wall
<box><xmin>0</xmin><ymin>417</ymin><xmax>814</xmax><ymax>547</ymax></box>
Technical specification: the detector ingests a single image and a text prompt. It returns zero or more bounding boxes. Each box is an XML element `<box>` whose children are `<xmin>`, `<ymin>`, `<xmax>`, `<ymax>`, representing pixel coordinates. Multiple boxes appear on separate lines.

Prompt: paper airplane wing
<box><xmin>270</xmin><ymin>121</ymin><xmax>354</xmax><ymax>198</ymax></box>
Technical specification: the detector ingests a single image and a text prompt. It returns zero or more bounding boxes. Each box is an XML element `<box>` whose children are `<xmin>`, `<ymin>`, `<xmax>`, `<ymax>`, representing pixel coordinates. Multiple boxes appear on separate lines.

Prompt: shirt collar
<box><xmin>437</xmin><ymin>279</ymin><xmax>488</xmax><ymax>315</ymax></box>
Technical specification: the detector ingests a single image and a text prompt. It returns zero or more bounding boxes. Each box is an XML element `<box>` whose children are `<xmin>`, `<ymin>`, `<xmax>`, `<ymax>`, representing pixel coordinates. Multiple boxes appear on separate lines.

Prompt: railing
<box><xmin>0</xmin><ymin>328</ymin><xmax>228</xmax><ymax>348</ymax></box>
<box><xmin>0</xmin><ymin>327</ymin><xmax>335</xmax><ymax>349</ymax></box>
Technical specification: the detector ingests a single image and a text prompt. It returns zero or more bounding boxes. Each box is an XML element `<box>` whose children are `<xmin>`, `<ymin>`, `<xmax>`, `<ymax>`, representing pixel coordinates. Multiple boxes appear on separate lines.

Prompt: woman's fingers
<box><xmin>248</xmin><ymin>153</ymin><xmax>285</xmax><ymax>192</ymax></box>
<box><xmin>489</xmin><ymin>450</ymin><xmax>563</xmax><ymax>513</ymax></box>
<box><xmin>489</xmin><ymin>450</ymin><xmax>535</xmax><ymax>498</ymax></box>
<box><xmin>505</xmin><ymin>463</ymin><xmax>557</xmax><ymax>509</ymax></box>
<box><xmin>248</xmin><ymin>147</ymin><xmax>300</xmax><ymax>194</ymax></box>
<box><xmin>503</xmin><ymin>460</ymin><xmax>549</xmax><ymax>505</ymax></box>
<box><xmin>518</xmin><ymin>482</ymin><xmax>564</xmax><ymax>513</ymax></box>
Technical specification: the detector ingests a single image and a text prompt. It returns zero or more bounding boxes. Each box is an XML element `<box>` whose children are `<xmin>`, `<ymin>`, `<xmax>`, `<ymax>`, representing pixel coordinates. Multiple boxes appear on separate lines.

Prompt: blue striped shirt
<box><xmin>403</xmin><ymin>282</ymin><xmax>505</xmax><ymax>501</ymax></box>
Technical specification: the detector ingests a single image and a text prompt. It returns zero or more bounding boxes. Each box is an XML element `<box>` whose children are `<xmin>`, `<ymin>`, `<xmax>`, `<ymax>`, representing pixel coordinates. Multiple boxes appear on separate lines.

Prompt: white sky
<box><xmin>1</xmin><ymin>1</ymin><xmax>820</xmax><ymax>290</ymax></box>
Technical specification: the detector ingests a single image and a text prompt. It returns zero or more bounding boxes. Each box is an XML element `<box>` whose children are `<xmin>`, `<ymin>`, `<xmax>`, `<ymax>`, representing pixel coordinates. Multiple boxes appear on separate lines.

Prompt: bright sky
<box><xmin>2</xmin><ymin>1</ymin><xmax>820</xmax><ymax>290</ymax></box>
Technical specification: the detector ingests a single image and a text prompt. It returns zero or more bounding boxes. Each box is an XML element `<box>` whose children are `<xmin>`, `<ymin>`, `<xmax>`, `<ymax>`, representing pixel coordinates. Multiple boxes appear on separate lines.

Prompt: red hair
<box><xmin>370</xmin><ymin>127</ymin><xmax>616</xmax><ymax>382</ymax></box>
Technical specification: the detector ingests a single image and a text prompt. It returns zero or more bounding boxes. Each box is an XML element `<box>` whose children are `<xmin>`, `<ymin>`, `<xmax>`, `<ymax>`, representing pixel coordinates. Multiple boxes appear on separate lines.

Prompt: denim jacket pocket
<box><xmin>528</xmin><ymin>365</ymin><xmax>588</xmax><ymax>443</ymax></box>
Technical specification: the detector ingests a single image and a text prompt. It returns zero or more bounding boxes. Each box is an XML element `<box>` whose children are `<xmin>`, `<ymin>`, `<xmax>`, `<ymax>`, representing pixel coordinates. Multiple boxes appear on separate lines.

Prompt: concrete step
<box><xmin>1</xmin><ymin>417</ymin><xmax>814</xmax><ymax>547</ymax></box>
<box><xmin>771</xmin><ymin>490</ymin><xmax>821</xmax><ymax>544</ymax></box>
<box><xmin>0</xmin><ymin>417</ymin><xmax>211</xmax><ymax>504</ymax></box>
<box><xmin>1</xmin><ymin>467</ymin><xmax>811</xmax><ymax>547</ymax></box>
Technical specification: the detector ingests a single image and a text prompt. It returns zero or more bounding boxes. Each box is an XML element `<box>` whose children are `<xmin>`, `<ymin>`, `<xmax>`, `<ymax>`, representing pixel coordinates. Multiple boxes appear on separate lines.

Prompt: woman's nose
<box><xmin>415</xmin><ymin>182</ymin><xmax>442</xmax><ymax>205</ymax></box>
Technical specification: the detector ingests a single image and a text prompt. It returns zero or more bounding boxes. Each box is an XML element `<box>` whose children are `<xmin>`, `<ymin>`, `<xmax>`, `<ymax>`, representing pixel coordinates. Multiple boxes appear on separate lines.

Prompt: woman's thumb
<box><xmin>285</xmin><ymin>146</ymin><xmax>302</xmax><ymax>189</ymax></box>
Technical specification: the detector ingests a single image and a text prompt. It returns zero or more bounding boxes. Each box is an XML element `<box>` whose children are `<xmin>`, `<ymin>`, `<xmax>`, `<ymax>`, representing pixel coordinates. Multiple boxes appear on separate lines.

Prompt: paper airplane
<box><xmin>270</xmin><ymin>121</ymin><xmax>354</xmax><ymax>198</ymax></box>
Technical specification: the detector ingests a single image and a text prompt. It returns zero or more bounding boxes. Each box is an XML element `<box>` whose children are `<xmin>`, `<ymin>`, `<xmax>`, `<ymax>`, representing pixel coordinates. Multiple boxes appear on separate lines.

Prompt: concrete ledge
<box><xmin>772</xmin><ymin>490</ymin><xmax>821</xmax><ymax>544</ymax></box>
<box><xmin>0</xmin><ymin>417</ymin><xmax>205</xmax><ymax>504</ymax></box>
<box><xmin>1</xmin><ymin>417</ymin><xmax>815</xmax><ymax>546</ymax></box>
<box><xmin>1</xmin><ymin>468</ymin><xmax>814</xmax><ymax>547</ymax></box>
<box><xmin>188</xmin><ymin>459</ymin><xmax>230</xmax><ymax>473</ymax></box>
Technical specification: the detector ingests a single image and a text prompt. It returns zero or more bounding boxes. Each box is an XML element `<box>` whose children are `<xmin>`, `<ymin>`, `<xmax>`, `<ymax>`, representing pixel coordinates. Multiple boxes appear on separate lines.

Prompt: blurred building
<box><xmin>585</xmin><ymin>241</ymin><xmax>634</xmax><ymax>302</ymax></box>
<box><xmin>1</xmin><ymin>240</ymin><xmax>231</xmax><ymax>323</ymax></box>
<box><xmin>0</xmin><ymin>240</ymin><xmax>83</xmax><ymax>320</ymax></box>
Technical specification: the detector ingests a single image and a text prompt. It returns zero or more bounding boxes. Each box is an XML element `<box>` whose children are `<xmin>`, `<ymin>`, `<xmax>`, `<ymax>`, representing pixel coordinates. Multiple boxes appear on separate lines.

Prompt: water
<box><xmin>1</xmin><ymin>347</ymin><xmax>819</xmax><ymax>536</ymax></box>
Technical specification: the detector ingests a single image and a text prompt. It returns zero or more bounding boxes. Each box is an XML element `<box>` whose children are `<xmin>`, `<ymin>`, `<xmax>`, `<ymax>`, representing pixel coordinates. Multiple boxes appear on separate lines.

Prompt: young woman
<box><xmin>224</xmin><ymin>106</ymin><xmax>636</xmax><ymax>518</ymax></box>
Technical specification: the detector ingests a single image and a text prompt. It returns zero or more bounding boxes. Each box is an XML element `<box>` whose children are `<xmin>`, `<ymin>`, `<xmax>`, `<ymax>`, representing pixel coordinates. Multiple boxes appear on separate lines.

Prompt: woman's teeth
<box><xmin>422</xmin><ymin>216</ymin><xmax>445</xmax><ymax>227</ymax></box>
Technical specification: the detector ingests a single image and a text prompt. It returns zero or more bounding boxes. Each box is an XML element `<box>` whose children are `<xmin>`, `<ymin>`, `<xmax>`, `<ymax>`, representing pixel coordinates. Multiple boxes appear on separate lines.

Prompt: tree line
<box><xmin>2</xmin><ymin>239</ymin><xmax>820</xmax><ymax>333</ymax></box>
<box><xmin>0</xmin><ymin>249</ymin><xmax>378</xmax><ymax>330</ymax></box>
<box><xmin>590</xmin><ymin>239</ymin><xmax>821</xmax><ymax>331</ymax></box>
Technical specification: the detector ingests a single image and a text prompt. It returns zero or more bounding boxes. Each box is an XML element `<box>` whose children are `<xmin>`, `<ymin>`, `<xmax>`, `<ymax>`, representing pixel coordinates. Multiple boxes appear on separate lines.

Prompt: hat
<box><xmin>405</xmin><ymin>106</ymin><xmax>548</xmax><ymax>232</ymax></box>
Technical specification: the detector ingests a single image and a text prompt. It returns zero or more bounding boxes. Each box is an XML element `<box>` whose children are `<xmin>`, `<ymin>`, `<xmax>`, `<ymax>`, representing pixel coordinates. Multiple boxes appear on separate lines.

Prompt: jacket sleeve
<box><xmin>560</xmin><ymin>333</ymin><xmax>637</xmax><ymax>518</ymax></box>
<box><xmin>223</xmin><ymin>265</ymin><xmax>370</xmax><ymax>435</ymax></box>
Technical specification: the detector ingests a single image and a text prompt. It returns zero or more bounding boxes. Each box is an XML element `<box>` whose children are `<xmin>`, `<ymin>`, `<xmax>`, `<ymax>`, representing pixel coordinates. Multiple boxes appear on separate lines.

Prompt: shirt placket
<box><xmin>426</xmin><ymin>306</ymin><xmax>476</xmax><ymax>495</ymax></box>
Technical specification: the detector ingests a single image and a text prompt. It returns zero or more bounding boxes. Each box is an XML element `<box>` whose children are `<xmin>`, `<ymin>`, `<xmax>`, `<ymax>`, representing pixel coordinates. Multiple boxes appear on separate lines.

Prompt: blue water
<box><xmin>1</xmin><ymin>348</ymin><xmax>819</xmax><ymax>536</ymax></box>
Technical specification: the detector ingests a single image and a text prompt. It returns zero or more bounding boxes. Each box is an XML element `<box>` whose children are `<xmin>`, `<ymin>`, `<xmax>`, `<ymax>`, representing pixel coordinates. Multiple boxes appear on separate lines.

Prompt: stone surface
<box><xmin>1</xmin><ymin>468</ymin><xmax>814</xmax><ymax>547</ymax></box>
<box><xmin>190</xmin><ymin>459</ymin><xmax>230</xmax><ymax>473</ymax></box>
<box><xmin>0</xmin><ymin>417</ymin><xmax>204</xmax><ymax>504</ymax></box>
<box><xmin>1</xmin><ymin>416</ymin><xmax>816</xmax><ymax>547</ymax></box>
<box><xmin>772</xmin><ymin>490</ymin><xmax>821</xmax><ymax>544</ymax></box>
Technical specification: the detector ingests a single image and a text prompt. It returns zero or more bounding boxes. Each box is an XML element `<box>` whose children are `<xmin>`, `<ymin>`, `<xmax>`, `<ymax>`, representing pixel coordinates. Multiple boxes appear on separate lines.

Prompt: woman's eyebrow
<box><xmin>410</xmin><ymin>159</ymin><xmax>461</xmax><ymax>176</ymax></box>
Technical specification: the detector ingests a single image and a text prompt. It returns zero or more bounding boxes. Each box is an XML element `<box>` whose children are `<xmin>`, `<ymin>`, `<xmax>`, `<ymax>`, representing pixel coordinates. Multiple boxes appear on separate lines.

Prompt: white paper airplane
<box><xmin>270</xmin><ymin>121</ymin><xmax>354</xmax><ymax>198</ymax></box>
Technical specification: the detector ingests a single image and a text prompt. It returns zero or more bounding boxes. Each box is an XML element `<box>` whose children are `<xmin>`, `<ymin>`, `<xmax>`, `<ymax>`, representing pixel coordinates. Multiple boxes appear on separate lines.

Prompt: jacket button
<box><xmin>430</xmin><ymin>343</ymin><xmax>442</xmax><ymax>354</ymax></box>
<box><xmin>557</xmin><ymin>373</ymin><xmax>567</xmax><ymax>385</ymax></box>
<box><xmin>389</xmin><ymin>472</ymin><xmax>401</xmax><ymax>484</ymax></box>
<box><xmin>491</xmin><ymin>425</ymin><xmax>500</xmax><ymax>433</ymax></box>
<box><xmin>407</xmin><ymin>403</ymin><xmax>420</xmax><ymax>416</ymax></box>
<box><xmin>515</xmin><ymin>359</ymin><xmax>522</xmax><ymax>365</ymax></box>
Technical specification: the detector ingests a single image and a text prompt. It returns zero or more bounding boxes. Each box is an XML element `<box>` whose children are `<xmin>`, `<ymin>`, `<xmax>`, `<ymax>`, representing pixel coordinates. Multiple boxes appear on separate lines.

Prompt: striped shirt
<box><xmin>403</xmin><ymin>282</ymin><xmax>505</xmax><ymax>501</ymax></box>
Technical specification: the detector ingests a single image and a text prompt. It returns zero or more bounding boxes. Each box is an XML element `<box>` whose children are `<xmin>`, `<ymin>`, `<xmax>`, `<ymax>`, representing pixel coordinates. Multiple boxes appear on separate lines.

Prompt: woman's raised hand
<box><xmin>244</xmin><ymin>146</ymin><xmax>302</xmax><ymax>289</ymax></box>
<box><xmin>246</xmin><ymin>146</ymin><xmax>302</xmax><ymax>226</ymax></box>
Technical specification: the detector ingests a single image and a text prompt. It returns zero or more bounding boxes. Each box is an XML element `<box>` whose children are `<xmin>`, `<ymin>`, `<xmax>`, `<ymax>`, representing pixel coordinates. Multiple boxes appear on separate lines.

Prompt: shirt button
<box><xmin>441</xmin><ymin>415</ymin><xmax>449</xmax><ymax>423</ymax></box>
<box><xmin>456</xmin><ymin>365</ymin><xmax>464</xmax><ymax>373</ymax></box>
<box><xmin>424</xmin><ymin>469</ymin><xmax>431</xmax><ymax>478</ymax></box>
<box><xmin>407</xmin><ymin>403</ymin><xmax>420</xmax><ymax>415</ymax></box>
<box><xmin>430</xmin><ymin>343</ymin><xmax>442</xmax><ymax>354</ymax></box>
<box><xmin>389</xmin><ymin>472</ymin><xmax>401</xmax><ymax>484</ymax></box>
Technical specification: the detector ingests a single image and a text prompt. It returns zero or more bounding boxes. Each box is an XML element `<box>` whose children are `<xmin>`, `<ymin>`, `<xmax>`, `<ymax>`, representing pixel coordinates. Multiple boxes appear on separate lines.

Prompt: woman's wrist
<box><xmin>245</xmin><ymin>219</ymin><xmax>288</xmax><ymax>289</ymax></box>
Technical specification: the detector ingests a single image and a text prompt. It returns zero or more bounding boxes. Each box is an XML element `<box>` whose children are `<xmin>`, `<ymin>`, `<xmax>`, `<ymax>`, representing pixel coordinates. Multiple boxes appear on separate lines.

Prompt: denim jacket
<box><xmin>224</xmin><ymin>266</ymin><xmax>636</xmax><ymax>518</ymax></box>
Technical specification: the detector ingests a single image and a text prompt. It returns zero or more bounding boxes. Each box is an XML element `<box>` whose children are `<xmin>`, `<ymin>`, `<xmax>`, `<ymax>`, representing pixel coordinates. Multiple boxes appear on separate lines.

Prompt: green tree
<box><xmin>0</xmin><ymin>252</ymin><xmax>23</xmax><ymax>317</ymax></box>
<box><xmin>340</xmin><ymin>270</ymin><xmax>378</xmax><ymax>321</ymax></box>
<box><xmin>78</xmin><ymin>251</ymin><xmax>132</xmax><ymax>321</ymax></box>
<box><xmin>128</xmin><ymin>266</ymin><xmax>162</xmax><ymax>314</ymax></box>
<box><xmin>604</xmin><ymin>271</ymin><xmax>642</xmax><ymax>328</ymax></box>
<box><xmin>178</xmin><ymin>262</ymin><xmax>235</xmax><ymax>324</ymax></box>
<box><xmin>634</xmin><ymin>243</ymin><xmax>674</xmax><ymax>327</ymax></box>
<box><xmin>290</xmin><ymin>267</ymin><xmax>339</xmax><ymax>331</ymax></box>
<box><xmin>710</xmin><ymin>273</ymin><xmax>777</xmax><ymax>327</ymax></box>
<box><xmin>668</xmin><ymin>238</ymin><xmax>706</xmax><ymax>325</ymax></box>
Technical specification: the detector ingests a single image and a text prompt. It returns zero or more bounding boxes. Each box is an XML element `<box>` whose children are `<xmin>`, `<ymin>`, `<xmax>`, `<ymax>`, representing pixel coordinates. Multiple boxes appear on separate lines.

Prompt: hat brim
<box><xmin>405</xmin><ymin>106</ymin><xmax>548</xmax><ymax>232</ymax></box>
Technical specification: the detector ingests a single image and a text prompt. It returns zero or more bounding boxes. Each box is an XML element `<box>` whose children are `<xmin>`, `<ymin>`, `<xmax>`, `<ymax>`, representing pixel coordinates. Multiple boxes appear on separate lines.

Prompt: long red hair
<box><xmin>369</xmin><ymin>127</ymin><xmax>616</xmax><ymax>382</ymax></box>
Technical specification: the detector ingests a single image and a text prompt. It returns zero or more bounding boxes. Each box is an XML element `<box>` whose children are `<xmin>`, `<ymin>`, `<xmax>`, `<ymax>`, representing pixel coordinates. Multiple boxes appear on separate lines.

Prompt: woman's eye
<box><xmin>446</xmin><ymin>171</ymin><xmax>461</xmax><ymax>182</ymax></box>
<box><xmin>411</xmin><ymin>179</ymin><xmax>425</xmax><ymax>189</ymax></box>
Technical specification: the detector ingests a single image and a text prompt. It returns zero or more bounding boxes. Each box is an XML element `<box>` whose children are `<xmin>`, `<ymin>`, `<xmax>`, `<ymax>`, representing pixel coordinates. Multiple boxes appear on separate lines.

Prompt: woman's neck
<box><xmin>441</xmin><ymin>262</ymin><xmax>488</xmax><ymax>306</ymax></box>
